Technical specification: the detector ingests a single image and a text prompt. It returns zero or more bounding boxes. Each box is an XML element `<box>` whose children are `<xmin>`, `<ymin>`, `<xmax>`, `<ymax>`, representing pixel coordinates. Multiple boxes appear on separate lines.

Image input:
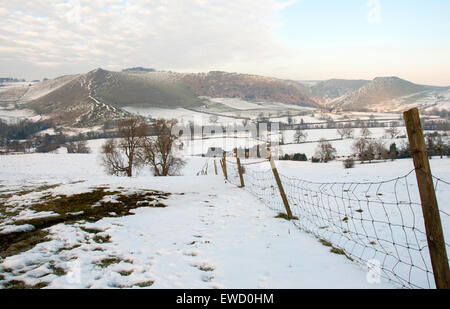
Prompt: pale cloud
<box><xmin>0</xmin><ymin>0</ymin><xmax>298</xmax><ymax>79</ymax></box>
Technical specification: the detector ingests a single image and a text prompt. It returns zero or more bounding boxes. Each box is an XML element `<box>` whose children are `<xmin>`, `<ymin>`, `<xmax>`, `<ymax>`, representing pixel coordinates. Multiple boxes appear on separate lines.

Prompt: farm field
<box><xmin>0</xmin><ymin>140</ymin><xmax>403</xmax><ymax>289</ymax></box>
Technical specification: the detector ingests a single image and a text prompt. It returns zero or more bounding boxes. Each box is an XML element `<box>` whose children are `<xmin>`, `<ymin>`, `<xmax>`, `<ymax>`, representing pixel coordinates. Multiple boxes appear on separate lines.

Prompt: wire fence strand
<box><xmin>223</xmin><ymin>158</ymin><xmax>450</xmax><ymax>289</ymax></box>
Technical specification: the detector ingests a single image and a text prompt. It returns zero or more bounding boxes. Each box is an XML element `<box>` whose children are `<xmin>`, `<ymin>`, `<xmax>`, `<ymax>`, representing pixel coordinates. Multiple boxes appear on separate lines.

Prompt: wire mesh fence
<box><xmin>222</xmin><ymin>158</ymin><xmax>450</xmax><ymax>289</ymax></box>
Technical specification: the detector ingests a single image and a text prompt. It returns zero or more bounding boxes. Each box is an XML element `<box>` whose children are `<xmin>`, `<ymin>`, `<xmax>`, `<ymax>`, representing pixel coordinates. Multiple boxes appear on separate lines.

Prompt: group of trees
<box><xmin>0</xmin><ymin>119</ymin><xmax>53</xmax><ymax>146</ymax></box>
<box><xmin>313</xmin><ymin>139</ymin><xmax>337</xmax><ymax>163</ymax></box>
<box><xmin>101</xmin><ymin>117</ymin><xmax>185</xmax><ymax>177</ymax></box>
<box><xmin>280</xmin><ymin>152</ymin><xmax>307</xmax><ymax>161</ymax></box>
<box><xmin>66</xmin><ymin>140</ymin><xmax>91</xmax><ymax>154</ymax></box>
<box><xmin>337</xmin><ymin>124</ymin><xmax>354</xmax><ymax>139</ymax></box>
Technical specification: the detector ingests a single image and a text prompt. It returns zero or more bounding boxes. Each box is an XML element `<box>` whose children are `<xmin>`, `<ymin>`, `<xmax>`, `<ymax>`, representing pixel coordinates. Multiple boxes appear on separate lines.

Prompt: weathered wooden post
<box><xmin>266</xmin><ymin>147</ymin><xmax>293</xmax><ymax>219</ymax></box>
<box><xmin>221</xmin><ymin>152</ymin><xmax>228</xmax><ymax>181</ymax></box>
<box><xmin>404</xmin><ymin>108</ymin><xmax>450</xmax><ymax>289</ymax></box>
<box><xmin>234</xmin><ymin>148</ymin><xmax>245</xmax><ymax>188</ymax></box>
<box><xmin>214</xmin><ymin>159</ymin><xmax>218</xmax><ymax>175</ymax></box>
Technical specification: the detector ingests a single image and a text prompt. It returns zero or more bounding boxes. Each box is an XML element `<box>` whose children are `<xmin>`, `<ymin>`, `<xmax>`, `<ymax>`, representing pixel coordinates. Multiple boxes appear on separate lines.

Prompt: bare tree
<box><xmin>385</xmin><ymin>126</ymin><xmax>400</xmax><ymax>139</ymax></box>
<box><xmin>294</xmin><ymin>129</ymin><xmax>307</xmax><ymax>143</ymax></box>
<box><xmin>141</xmin><ymin>119</ymin><xmax>186</xmax><ymax>176</ymax></box>
<box><xmin>360</xmin><ymin>127</ymin><xmax>372</xmax><ymax>139</ymax></box>
<box><xmin>315</xmin><ymin>138</ymin><xmax>336</xmax><ymax>162</ymax></box>
<box><xmin>101</xmin><ymin>116</ymin><xmax>147</xmax><ymax>177</ymax></box>
<box><xmin>352</xmin><ymin>137</ymin><xmax>388</xmax><ymax>163</ymax></box>
<box><xmin>337</xmin><ymin>124</ymin><xmax>354</xmax><ymax>139</ymax></box>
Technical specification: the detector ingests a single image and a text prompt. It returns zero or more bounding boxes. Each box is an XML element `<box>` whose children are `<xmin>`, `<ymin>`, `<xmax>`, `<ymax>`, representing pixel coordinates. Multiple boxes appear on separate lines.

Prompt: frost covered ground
<box><xmin>0</xmin><ymin>140</ymin><xmax>401</xmax><ymax>289</ymax></box>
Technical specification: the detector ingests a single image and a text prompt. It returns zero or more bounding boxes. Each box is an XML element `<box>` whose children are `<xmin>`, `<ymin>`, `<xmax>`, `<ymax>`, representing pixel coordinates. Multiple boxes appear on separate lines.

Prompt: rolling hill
<box><xmin>0</xmin><ymin>69</ymin><xmax>321</xmax><ymax>127</ymax></box>
<box><xmin>329</xmin><ymin>77</ymin><xmax>449</xmax><ymax>111</ymax></box>
<box><xmin>1</xmin><ymin>69</ymin><xmax>448</xmax><ymax>127</ymax></box>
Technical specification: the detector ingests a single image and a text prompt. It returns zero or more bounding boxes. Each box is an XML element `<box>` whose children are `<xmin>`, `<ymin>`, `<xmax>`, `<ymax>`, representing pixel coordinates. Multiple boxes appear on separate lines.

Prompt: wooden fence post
<box><xmin>221</xmin><ymin>153</ymin><xmax>228</xmax><ymax>181</ymax></box>
<box><xmin>234</xmin><ymin>148</ymin><xmax>245</xmax><ymax>188</ymax></box>
<box><xmin>214</xmin><ymin>159</ymin><xmax>218</xmax><ymax>175</ymax></box>
<box><xmin>404</xmin><ymin>108</ymin><xmax>450</xmax><ymax>289</ymax></box>
<box><xmin>266</xmin><ymin>147</ymin><xmax>293</xmax><ymax>219</ymax></box>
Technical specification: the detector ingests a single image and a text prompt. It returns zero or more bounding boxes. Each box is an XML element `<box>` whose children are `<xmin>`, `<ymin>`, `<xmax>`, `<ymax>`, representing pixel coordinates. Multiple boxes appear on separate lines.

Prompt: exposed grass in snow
<box><xmin>0</xmin><ymin>188</ymin><xmax>170</xmax><ymax>261</ymax></box>
<box><xmin>275</xmin><ymin>213</ymin><xmax>299</xmax><ymax>221</ymax></box>
<box><xmin>3</xmin><ymin>280</ymin><xmax>49</xmax><ymax>289</ymax></box>
<box><xmin>0</xmin><ymin>230</ymin><xmax>51</xmax><ymax>259</ymax></box>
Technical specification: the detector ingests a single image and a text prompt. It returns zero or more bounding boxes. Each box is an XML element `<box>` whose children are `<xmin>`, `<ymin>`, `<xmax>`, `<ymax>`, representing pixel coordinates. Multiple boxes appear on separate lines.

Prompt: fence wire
<box><xmin>223</xmin><ymin>159</ymin><xmax>450</xmax><ymax>289</ymax></box>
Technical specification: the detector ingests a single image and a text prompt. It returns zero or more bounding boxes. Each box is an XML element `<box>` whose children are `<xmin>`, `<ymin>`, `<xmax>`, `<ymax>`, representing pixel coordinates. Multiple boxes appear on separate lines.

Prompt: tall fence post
<box><xmin>221</xmin><ymin>152</ymin><xmax>228</xmax><ymax>181</ymax></box>
<box><xmin>214</xmin><ymin>159</ymin><xmax>218</xmax><ymax>175</ymax></box>
<box><xmin>404</xmin><ymin>108</ymin><xmax>450</xmax><ymax>289</ymax></box>
<box><xmin>234</xmin><ymin>148</ymin><xmax>245</xmax><ymax>188</ymax></box>
<box><xmin>267</xmin><ymin>147</ymin><xmax>293</xmax><ymax>219</ymax></box>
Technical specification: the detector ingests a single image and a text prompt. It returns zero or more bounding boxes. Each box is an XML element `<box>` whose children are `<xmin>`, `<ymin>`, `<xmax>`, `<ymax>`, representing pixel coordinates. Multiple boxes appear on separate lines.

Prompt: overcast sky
<box><xmin>0</xmin><ymin>0</ymin><xmax>449</xmax><ymax>85</ymax></box>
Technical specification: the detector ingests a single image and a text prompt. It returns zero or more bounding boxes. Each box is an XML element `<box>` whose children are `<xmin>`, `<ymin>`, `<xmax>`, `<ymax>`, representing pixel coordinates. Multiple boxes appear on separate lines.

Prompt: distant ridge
<box><xmin>0</xmin><ymin>68</ymin><xmax>321</xmax><ymax>127</ymax></box>
<box><xmin>122</xmin><ymin>67</ymin><xmax>156</xmax><ymax>72</ymax></box>
<box><xmin>329</xmin><ymin>76</ymin><xmax>449</xmax><ymax>111</ymax></box>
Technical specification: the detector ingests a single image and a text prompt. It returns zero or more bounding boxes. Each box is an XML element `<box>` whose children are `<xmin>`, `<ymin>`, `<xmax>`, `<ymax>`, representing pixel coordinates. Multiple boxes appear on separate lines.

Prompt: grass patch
<box><xmin>3</xmin><ymin>280</ymin><xmax>49</xmax><ymax>289</ymax></box>
<box><xmin>135</xmin><ymin>280</ymin><xmax>154</xmax><ymax>287</ymax></box>
<box><xmin>0</xmin><ymin>230</ymin><xmax>50</xmax><ymax>259</ymax></box>
<box><xmin>95</xmin><ymin>257</ymin><xmax>122</xmax><ymax>268</ymax></box>
<box><xmin>0</xmin><ymin>188</ymin><xmax>169</xmax><ymax>259</ymax></box>
<box><xmin>80</xmin><ymin>227</ymin><xmax>103</xmax><ymax>234</ymax></box>
<box><xmin>196</xmin><ymin>265</ymin><xmax>215</xmax><ymax>272</ymax></box>
<box><xmin>319</xmin><ymin>239</ymin><xmax>332</xmax><ymax>247</ymax></box>
<box><xmin>112</xmin><ymin>280</ymin><xmax>154</xmax><ymax>288</ymax></box>
<box><xmin>2</xmin><ymin>184</ymin><xmax>63</xmax><ymax>199</ymax></box>
<box><xmin>93</xmin><ymin>234</ymin><xmax>111</xmax><ymax>244</ymax></box>
<box><xmin>48</xmin><ymin>262</ymin><xmax>67</xmax><ymax>276</ymax></box>
<box><xmin>330</xmin><ymin>247</ymin><xmax>346</xmax><ymax>255</ymax></box>
<box><xmin>55</xmin><ymin>244</ymin><xmax>81</xmax><ymax>253</ymax></box>
<box><xmin>275</xmin><ymin>213</ymin><xmax>299</xmax><ymax>221</ymax></box>
<box><xmin>118</xmin><ymin>270</ymin><xmax>133</xmax><ymax>276</ymax></box>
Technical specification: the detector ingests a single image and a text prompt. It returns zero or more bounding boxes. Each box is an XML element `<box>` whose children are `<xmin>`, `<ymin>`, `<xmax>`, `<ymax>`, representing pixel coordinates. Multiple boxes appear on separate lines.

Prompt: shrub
<box><xmin>343</xmin><ymin>158</ymin><xmax>355</xmax><ymax>169</ymax></box>
<box><xmin>292</xmin><ymin>153</ymin><xmax>307</xmax><ymax>161</ymax></box>
<box><xmin>280</xmin><ymin>154</ymin><xmax>290</xmax><ymax>160</ymax></box>
<box><xmin>66</xmin><ymin>140</ymin><xmax>91</xmax><ymax>154</ymax></box>
<box><xmin>311</xmin><ymin>157</ymin><xmax>320</xmax><ymax>163</ymax></box>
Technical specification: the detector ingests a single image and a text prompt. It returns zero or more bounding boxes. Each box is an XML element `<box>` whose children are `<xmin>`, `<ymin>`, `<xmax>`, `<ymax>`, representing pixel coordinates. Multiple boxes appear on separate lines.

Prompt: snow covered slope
<box><xmin>0</xmin><ymin>144</ymin><xmax>399</xmax><ymax>288</ymax></box>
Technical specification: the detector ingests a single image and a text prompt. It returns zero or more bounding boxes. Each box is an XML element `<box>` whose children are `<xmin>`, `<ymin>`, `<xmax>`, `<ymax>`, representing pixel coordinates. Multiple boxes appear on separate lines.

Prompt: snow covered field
<box><xmin>122</xmin><ymin>106</ymin><xmax>242</xmax><ymax>125</ymax></box>
<box><xmin>225</xmin><ymin>157</ymin><xmax>450</xmax><ymax>289</ymax></box>
<box><xmin>0</xmin><ymin>108</ymin><xmax>41</xmax><ymax>124</ymax></box>
<box><xmin>0</xmin><ymin>139</ymin><xmax>409</xmax><ymax>289</ymax></box>
<box><xmin>0</xmin><ymin>105</ymin><xmax>448</xmax><ymax>289</ymax></box>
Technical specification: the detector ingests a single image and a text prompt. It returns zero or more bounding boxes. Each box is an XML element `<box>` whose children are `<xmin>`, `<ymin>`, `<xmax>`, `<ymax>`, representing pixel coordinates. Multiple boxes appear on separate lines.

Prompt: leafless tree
<box><xmin>101</xmin><ymin>116</ymin><xmax>147</xmax><ymax>177</ymax></box>
<box><xmin>294</xmin><ymin>129</ymin><xmax>308</xmax><ymax>143</ymax></box>
<box><xmin>337</xmin><ymin>124</ymin><xmax>354</xmax><ymax>139</ymax></box>
<box><xmin>315</xmin><ymin>138</ymin><xmax>336</xmax><ymax>162</ymax></box>
<box><xmin>140</xmin><ymin>119</ymin><xmax>186</xmax><ymax>176</ymax></box>
<box><xmin>360</xmin><ymin>127</ymin><xmax>372</xmax><ymax>139</ymax></box>
<box><xmin>385</xmin><ymin>126</ymin><xmax>400</xmax><ymax>139</ymax></box>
